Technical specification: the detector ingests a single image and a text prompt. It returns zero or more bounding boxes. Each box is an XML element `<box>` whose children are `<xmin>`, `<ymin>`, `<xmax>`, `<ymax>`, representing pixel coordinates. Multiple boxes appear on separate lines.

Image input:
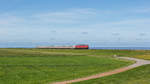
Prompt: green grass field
<box><xmin>0</xmin><ymin>49</ymin><xmax>133</xmax><ymax>84</ymax></box>
<box><xmin>0</xmin><ymin>48</ymin><xmax>150</xmax><ymax>84</ymax></box>
<box><xmin>15</xmin><ymin>48</ymin><xmax>150</xmax><ymax>60</ymax></box>
<box><xmin>73</xmin><ymin>64</ymin><xmax>150</xmax><ymax>84</ymax></box>
<box><xmin>4</xmin><ymin>48</ymin><xmax>150</xmax><ymax>59</ymax></box>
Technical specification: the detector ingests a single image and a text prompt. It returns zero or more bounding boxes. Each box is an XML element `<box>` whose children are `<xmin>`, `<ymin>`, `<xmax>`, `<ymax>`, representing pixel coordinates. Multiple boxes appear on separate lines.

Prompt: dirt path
<box><xmin>52</xmin><ymin>57</ymin><xmax>150</xmax><ymax>84</ymax></box>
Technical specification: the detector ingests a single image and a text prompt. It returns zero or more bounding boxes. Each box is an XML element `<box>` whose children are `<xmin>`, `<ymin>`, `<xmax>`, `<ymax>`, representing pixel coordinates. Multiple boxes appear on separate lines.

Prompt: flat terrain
<box><xmin>15</xmin><ymin>48</ymin><xmax>150</xmax><ymax>59</ymax></box>
<box><xmin>73</xmin><ymin>64</ymin><xmax>150</xmax><ymax>84</ymax></box>
<box><xmin>0</xmin><ymin>49</ymin><xmax>132</xmax><ymax>84</ymax></box>
<box><xmin>54</xmin><ymin>57</ymin><xmax>150</xmax><ymax>84</ymax></box>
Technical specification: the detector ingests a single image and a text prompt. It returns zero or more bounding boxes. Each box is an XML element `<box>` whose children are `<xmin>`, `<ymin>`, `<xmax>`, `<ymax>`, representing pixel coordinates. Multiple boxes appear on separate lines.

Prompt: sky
<box><xmin>0</xmin><ymin>0</ymin><xmax>150</xmax><ymax>47</ymax></box>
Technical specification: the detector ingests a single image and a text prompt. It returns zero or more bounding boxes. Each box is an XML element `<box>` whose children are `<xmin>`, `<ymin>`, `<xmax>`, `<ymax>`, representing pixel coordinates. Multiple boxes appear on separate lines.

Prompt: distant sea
<box><xmin>1</xmin><ymin>42</ymin><xmax>150</xmax><ymax>50</ymax></box>
<box><xmin>90</xmin><ymin>47</ymin><xmax>150</xmax><ymax>50</ymax></box>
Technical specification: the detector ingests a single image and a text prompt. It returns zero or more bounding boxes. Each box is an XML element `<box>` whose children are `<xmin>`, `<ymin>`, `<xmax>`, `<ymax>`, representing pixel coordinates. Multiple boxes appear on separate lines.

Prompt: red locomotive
<box><xmin>75</xmin><ymin>45</ymin><xmax>89</xmax><ymax>49</ymax></box>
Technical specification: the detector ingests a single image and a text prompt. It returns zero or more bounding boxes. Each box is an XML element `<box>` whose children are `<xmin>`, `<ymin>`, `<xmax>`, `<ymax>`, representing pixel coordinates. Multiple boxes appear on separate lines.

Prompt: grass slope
<box><xmin>73</xmin><ymin>64</ymin><xmax>150</xmax><ymax>84</ymax></box>
<box><xmin>0</xmin><ymin>49</ymin><xmax>132</xmax><ymax>84</ymax></box>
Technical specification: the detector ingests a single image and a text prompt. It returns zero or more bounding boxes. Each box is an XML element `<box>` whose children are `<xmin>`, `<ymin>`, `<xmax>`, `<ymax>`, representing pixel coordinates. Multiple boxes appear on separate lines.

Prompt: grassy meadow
<box><xmin>0</xmin><ymin>48</ymin><xmax>150</xmax><ymax>84</ymax></box>
<box><xmin>0</xmin><ymin>48</ymin><xmax>132</xmax><ymax>84</ymax></box>
<box><xmin>5</xmin><ymin>48</ymin><xmax>150</xmax><ymax>59</ymax></box>
<box><xmin>73</xmin><ymin>64</ymin><xmax>150</xmax><ymax>84</ymax></box>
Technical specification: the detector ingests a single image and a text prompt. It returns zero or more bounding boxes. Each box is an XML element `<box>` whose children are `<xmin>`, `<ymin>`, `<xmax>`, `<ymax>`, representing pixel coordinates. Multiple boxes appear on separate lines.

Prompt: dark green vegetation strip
<box><xmin>0</xmin><ymin>49</ymin><xmax>132</xmax><ymax>84</ymax></box>
<box><xmin>2</xmin><ymin>48</ymin><xmax>150</xmax><ymax>59</ymax></box>
<box><xmin>73</xmin><ymin>64</ymin><xmax>150</xmax><ymax>84</ymax></box>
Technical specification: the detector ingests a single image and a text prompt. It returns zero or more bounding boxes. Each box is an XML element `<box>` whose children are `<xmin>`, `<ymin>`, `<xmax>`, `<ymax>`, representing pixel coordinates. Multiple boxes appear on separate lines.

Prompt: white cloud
<box><xmin>87</xmin><ymin>18</ymin><xmax>150</xmax><ymax>29</ymax></box>
<box><xmin>0</xmin><ymin>8</ymin><xmax>98</xmax><ymax>29</ymax></box>
<box><xmin>33</xmin><ymin>8</ymin><xmax>97</xmax><ymax>24</ymax></box>
<box><xmin>134</xmin><ymin>8</ymin><xmax>150</xmax><ymax>13</ymax></box>
<box><xmin>1</xmin><ymin>8</ymin><xmax>150</xmax><ymax>30</ymax></box>
<box><xmin>0</xmin><ymin>14</ymin><xmax>24</xmax><ymax>28</ymax></box>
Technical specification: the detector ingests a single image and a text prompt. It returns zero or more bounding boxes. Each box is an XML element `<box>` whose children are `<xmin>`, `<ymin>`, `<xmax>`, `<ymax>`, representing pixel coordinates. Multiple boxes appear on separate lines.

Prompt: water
<box><xmin>90</xmin><ymin>47</ymin><xmax>150</xmax><ymax>50</ymax></box>
<box><xmin>1</xmin><ymin>42</ymin><xmax>150</xmax><ymax>50</ymax></box>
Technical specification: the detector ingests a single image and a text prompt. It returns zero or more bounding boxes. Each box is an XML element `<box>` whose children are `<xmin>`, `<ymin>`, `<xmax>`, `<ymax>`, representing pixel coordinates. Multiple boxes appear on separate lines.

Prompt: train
<box><xmin>36</xmin><ymin>45</ymin><xmax>89</xmax><ymax>49</ymax></box>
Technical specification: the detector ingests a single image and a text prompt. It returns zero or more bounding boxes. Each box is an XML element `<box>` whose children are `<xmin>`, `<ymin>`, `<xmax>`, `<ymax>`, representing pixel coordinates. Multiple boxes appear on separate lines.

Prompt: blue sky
<box><xmin>0</xmin><ymin>0</ymin><xmax>150</xmax><ymax>47</ymax></box>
